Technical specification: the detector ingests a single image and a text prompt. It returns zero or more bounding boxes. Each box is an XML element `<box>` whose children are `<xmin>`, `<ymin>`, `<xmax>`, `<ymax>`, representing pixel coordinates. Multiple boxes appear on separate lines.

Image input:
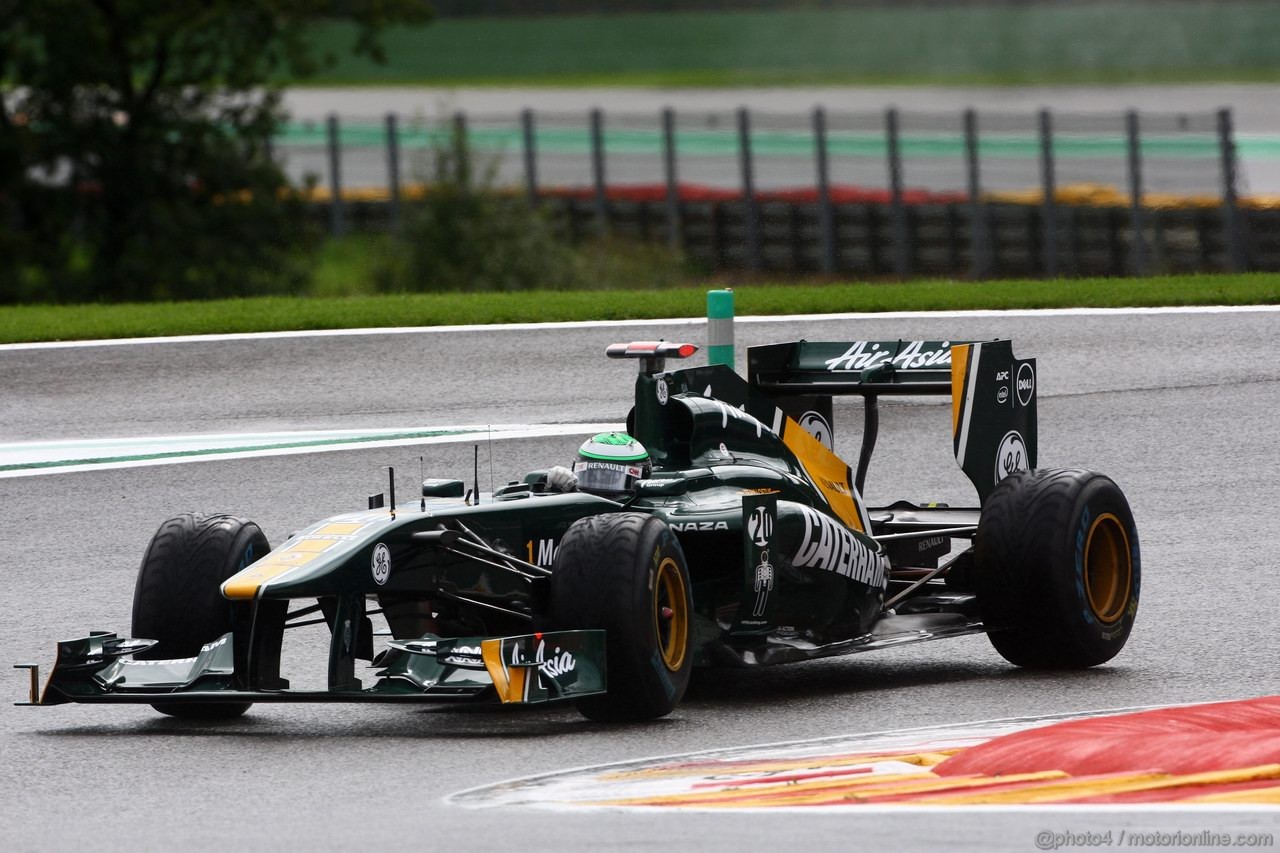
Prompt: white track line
<box><xmin>0</xmin><ymin>422</ymin><xmax>621</xmax><ymax>479</ymax></box>
<box><xmin>2</xmin><ymin>304</ymin><xmax>1277</xmax><ymax>352</ymax></box>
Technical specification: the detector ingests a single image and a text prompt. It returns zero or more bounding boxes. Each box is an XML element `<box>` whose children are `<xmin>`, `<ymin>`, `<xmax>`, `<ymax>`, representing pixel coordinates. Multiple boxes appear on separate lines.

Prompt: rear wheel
<box><xmin>551</xmin><ymin>513</ymin><xmax>692</xmax><ymax>722</ymax></box>
<box><xmin>974</xmin><ymin>468</ymin><xmax>1140</xmax><ymax>668</ymax></box>
<box><xmin>132</xmin><ymin>513</ymin><xmax>268</xmax><ymax>719</ymax></box>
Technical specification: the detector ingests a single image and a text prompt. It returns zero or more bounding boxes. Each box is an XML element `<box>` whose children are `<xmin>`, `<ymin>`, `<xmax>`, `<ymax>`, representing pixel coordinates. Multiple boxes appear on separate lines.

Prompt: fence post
<box><xmin>590</xmin><ymin>107</ymin><xmax>608</xmax><ymax>237</ymax></box>
<box><xmin>707</xmin><ymin>289</ymin><xmax>735</xmax><ymax>369</ymax></box>
<box><xmin>521</xmin><ymin>108</ymin><xmax>538</xmax><ymax>207</ymax></box>
<box><xmin>662</xmin><ymin>107</ymin><xmax>682</xmax><ymax>251</ymax></box>
<box><xmin>326</xmin><ymin>113</ymin><xmax>345</xmax><ymax>237</ymax></box>
<box><xmin>1218</xmin><ymin>107</ymin><xmax>1246</xmax><ymax>272</ymax></box>
<box><xmin>813</xmin><ymin>106</ymin><xmax>836</xmax><ymax>275</ymax></box>
<box><xmin>452</xmin><ymin>111</ymin><xmax>469</xmax><ymax>186</ymax></box>
<box><xmin>964</xmin><ymin>108</ymin><xmax>990</xmax><ymax>279</ymax></box>
<box><xmin>737</xmin><ymin>106</ymin><xmax>761</xmax><ymax>272</ymax></box>
<box><xmin>385</xmin><ymin>112</ymin><xmax>401</xmax><ymax>234</ymax></box>
<box><xmin>1125</xmin><ymin>109</ymin><xmax>1148</xmax><ymax>276</ymax></box>
<box><xmin>1038</xmin><ymin>108</ymin><xmax>1058</xmax><ymax>278</ymax></box>
<box><xmin>885</xmin><ymin>107</ymin><xmax>911</xmax><ymax>278</ymax></box>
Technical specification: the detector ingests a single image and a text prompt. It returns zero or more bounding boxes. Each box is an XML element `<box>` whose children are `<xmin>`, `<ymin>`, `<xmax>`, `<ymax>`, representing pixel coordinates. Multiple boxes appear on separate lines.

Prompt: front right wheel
<box><xmin>974</xmin><ymin>468</ymin><xmax>1140</xmax><ymax>668</ymax></box>
<box><xmin>550</xmin><ymin>512</ymin><xmax>693</xmax><ymax>722</ymax></box>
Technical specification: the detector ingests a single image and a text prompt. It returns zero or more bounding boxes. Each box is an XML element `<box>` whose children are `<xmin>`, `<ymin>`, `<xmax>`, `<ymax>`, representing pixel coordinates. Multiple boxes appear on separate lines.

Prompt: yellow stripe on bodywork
<box><xmin>951</xmin><ymin>343</ymin><xmax>971</xmax><ymax>437</ymax></box>
<box><xmin>222</xmin><ymin>537</ymin><xmax>344</xmax><ymax>599</ymax></box>
<box><xmin>481</xmin><ymin>638</ymin><xmax>529</xmax><ymax>704</ymax></box>
<box><xmin>781</xmin><ymin>417</ymin><xmax>866</xmax><ymax>533</ymax></box>
<box><xmin>314</xmin><ymin>522</ymin><xmax>366</xmax><ymax>536</ymax></box>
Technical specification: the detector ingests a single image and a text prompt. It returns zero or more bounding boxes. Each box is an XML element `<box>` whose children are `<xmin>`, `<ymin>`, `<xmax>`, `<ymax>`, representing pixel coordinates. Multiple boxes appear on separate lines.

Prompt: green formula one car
<box><xmin>18</xmin><ymin>339</ymin><xmax>1140</xmax><ymax>722</ymax></box>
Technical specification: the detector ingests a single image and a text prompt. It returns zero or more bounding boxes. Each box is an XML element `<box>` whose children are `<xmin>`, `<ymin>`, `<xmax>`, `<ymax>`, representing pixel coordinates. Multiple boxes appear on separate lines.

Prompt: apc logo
<box><xmin>995</xmin><ymin>431</ymin><xmax>1028</xmax><ymax>484</ymax></box>
<box><xmin>747</xmin><ymin>506</ymin><xmax>773</xmax><ymax>547</ymax></box>
<box><xmin>1016</xmin><ymin>363</ymin><xmax>1035</xmax><ymax>406</ymax></box>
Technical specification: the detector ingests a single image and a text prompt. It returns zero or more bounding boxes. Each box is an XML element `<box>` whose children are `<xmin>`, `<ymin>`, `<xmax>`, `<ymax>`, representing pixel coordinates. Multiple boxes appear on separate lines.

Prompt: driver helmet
<box><xmin>573</xmin><ymin>432</ymin><xmax>651</xmax><ymax>498</ymax></box>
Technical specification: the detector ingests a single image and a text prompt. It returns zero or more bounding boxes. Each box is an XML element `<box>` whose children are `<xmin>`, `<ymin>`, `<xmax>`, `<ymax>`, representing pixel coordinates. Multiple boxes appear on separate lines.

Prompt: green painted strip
<box><xmin>707</xmin><ymin>344</ymin><xmax>735</xmax><ymax>369</ymax></box>
<box><xmin>0</xmin><ymin>429</ymin><xmax>477</xmax><ymax>473</ymax></box>
<box><xmin>275</xmin><ymin>122</ymin><xmax>1280</xmax><ymax>162</ymax></box>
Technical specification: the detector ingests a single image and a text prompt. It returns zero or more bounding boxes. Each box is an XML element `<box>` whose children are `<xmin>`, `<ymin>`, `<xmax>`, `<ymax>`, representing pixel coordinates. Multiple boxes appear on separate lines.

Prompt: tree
<box><xmin>0</xmin><ymin>0</ymin><xmax>431</xmax><ymax>302</ymax></box>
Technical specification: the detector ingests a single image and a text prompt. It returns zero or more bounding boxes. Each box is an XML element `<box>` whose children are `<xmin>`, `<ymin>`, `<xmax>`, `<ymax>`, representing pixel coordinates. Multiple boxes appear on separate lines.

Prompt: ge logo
<box><xmin>748</xmin><ymin>506</ymin><xmax>773</xmax><ymax>547</ymax></box>
<box><xmin>656</xmin><ymin>378</ymin><xmax>669</xmax><ymax>405</ymax></box>
<box><xmin>371</xmin><ymin>542</ymin><xmax>391</xmax><ymax>585</ymax></box>
<box><xmin>995</xmin><ymin>431</ymin><xmax>1027</xmax><ymax>484</ymax></box>
<box><xmin>798</xmin><ymin>411</ymin><xmax>833</xmax><ymax>449</ymax></box>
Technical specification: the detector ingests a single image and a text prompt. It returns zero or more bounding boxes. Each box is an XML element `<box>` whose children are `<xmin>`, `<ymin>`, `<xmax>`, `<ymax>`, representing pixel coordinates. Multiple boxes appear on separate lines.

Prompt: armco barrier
<box><xmin>309</xmin><ymin>183</ymin><xmax>1276</xmax><ymax>278</ymax></box>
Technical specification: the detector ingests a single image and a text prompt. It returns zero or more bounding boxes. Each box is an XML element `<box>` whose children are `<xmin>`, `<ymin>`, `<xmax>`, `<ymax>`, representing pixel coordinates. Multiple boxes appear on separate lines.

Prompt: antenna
<box><xmin>419</xmin><ymin>455</ymin><xmax>426</xmax><ymax>511</ymax></box>
<box><xmin>473</xmin><ymin>444</ymin><xmax>480</xmax><ymax>505</ymax></box>
<box><xmin>386</xmin><ymin>466</ymin><xmax>396</xmax><ymax>520</ymax></box>
<box><xmin>488</xmin><ymin>425</ymin><xmax>494</xmax><ymax>496</ymax></box>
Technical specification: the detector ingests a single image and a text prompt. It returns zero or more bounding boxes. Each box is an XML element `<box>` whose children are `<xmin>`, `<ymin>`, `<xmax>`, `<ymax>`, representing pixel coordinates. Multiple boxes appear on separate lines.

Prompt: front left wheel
<box><xmin>132</xmin><ymin>513</ymin><xmax>269</xmax><ymax>719</ymax></box>
<box><xmin>550</xmin><ymin>512</ymin><xmax>693</xmax><ymax>722</ymax></box>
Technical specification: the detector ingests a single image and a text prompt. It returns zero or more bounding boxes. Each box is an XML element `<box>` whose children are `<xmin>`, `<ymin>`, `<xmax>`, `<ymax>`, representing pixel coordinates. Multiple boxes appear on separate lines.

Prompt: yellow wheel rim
<box><xmin>1084</xmin><ymin>512</ymin><xmax>1132</xmax><ymax>624</ymax></box>
<box><xmin>654</xmin><ymin>556</ymin><xmax>689</xmax><ymax>671</ymax></box>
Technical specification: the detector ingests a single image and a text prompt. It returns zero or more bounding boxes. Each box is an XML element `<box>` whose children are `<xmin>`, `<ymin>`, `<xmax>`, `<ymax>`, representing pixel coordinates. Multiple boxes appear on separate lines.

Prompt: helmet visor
<box><xmin>573</xmin><ymin>460</ymin><xmax>644</xmax><ymax>496</ymax></box>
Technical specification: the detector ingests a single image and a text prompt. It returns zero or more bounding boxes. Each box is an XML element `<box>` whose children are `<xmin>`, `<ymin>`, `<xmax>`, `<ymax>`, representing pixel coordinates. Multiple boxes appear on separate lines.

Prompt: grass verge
<box><xmin>2</xmin><ymin>274</ymin><xmax>1276</xmax><ymax>345</ymax></box>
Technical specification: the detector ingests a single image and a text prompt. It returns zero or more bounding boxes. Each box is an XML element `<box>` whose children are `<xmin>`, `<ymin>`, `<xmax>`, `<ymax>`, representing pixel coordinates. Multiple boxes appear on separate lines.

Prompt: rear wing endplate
<box><xmin>748</xmin><ymin>340</ymin><xmax>1037</xmax><ymax>503</ymax></box>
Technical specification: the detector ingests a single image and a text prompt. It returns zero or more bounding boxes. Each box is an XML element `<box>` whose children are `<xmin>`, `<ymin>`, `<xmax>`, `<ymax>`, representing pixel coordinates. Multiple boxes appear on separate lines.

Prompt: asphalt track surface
<box><xmin>3</xmin><ymin>309</ymin><xmax>1280</xmax><ymax>851</ymax></box>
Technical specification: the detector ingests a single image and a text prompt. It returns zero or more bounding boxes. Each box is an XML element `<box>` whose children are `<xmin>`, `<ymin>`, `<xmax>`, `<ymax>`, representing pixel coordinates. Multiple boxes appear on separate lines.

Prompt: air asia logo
<box><xmin>371</xmin><ymin>542</ymin><xmax>391</xmax><ymax>585</ymax></box>
<box><xmin>1016</xmin><ymin>363</ymin><xmax>1035</xmax><ymax>406</ymax></box>
<box><xmin>513</xmin><ymin>639</ymin><xmax>577</xmax><ymax>680</ymax></box>
<box><xmin>792</xmin><ymin>506</ymin><xmax>888</xmax><ymax>587</ymax></box>
<box><xmin>995</xmin><ymin>431</ymin><xmax>1028</xmax><ymax>484</ymax></box>
<box><xmin>824</xmin><ymin>341</ymin><xmax>952</xmax><ymax>372</ymax></box>
<box><xmin>747</xmin><ymin>506</ymin><xmax>773</xmax><ymax>547</ymax></box>
<box><xmin>670</xmin><ymin>520</ymin><xmax>729</xmax><ymax>532</ymax></box>
<box><xmin>798</xmin><ymin>410</ymin><xmax>834</xmax><ymax>449</ymax></box>
<box><xmin>752</xmin><ymin>550</ymin><xmax>774</xmax><ymax>617</ymax></box>
<box><xmin>656</xmin><ymin>378</ymin><xmax>669</xmax><ymax>405</ymax></box>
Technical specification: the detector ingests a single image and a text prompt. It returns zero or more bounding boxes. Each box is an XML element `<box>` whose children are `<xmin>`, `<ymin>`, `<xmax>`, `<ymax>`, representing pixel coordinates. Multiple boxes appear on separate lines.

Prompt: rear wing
<box><xmin>748</xmin><ymin>340</ymin><xmax>1037</xmax><ymax>503</ymax></box>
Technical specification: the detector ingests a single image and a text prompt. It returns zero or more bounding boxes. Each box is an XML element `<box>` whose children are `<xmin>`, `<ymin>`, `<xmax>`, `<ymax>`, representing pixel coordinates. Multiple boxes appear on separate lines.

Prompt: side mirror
<box><xmin>422</xmin><ymin>478</ymin><xmax>465</xmax><ymax>498</ymax></box>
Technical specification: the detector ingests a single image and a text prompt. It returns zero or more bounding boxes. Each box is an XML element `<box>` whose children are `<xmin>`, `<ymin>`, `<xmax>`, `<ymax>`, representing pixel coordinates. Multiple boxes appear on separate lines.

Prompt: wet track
<box><xmin>2</xmin><ymin>309</ymin><xmax>1279</xmax><ymax>850</ymax></box>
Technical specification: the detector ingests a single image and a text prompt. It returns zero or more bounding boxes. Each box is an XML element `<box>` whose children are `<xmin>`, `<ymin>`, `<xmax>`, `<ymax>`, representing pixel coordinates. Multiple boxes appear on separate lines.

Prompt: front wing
<box><xmin>19</xmin><ymin>629</ymin><xmax>606</xmax><ymax>708</ymax></box>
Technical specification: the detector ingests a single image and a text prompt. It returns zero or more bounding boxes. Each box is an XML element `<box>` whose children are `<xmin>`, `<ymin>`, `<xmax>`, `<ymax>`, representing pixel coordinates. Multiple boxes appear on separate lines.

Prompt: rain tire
<box><xmin>132</xmin><ymin>513</ymin><xmax>269</xmax><ymax>720</ymax></box>
<box><xmin>974</xmin><ymin>468</ymin><xmax>1140</xmax><ymax>668</ymax></box>
<box><xmin>551</xmin><ymin>512</ymin><xmax>693</xmax><ymax>722</ymax></box>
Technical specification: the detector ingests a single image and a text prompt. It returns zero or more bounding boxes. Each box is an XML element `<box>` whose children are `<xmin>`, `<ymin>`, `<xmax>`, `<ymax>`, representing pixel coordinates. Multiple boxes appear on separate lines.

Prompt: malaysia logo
<box><xmin>747</xmin><ymin>506</ymin><xmax>773</xmax><ymax>547</ymax></box>
<box><xmin>995</xmin><ymin>431</ymin><xmax>1028</xmax><ymax>485</ymax></box>
<box><xmin>371</xmin><ymin>542</ymin><xmax>391</xmax><ymax>585</ymax></box>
